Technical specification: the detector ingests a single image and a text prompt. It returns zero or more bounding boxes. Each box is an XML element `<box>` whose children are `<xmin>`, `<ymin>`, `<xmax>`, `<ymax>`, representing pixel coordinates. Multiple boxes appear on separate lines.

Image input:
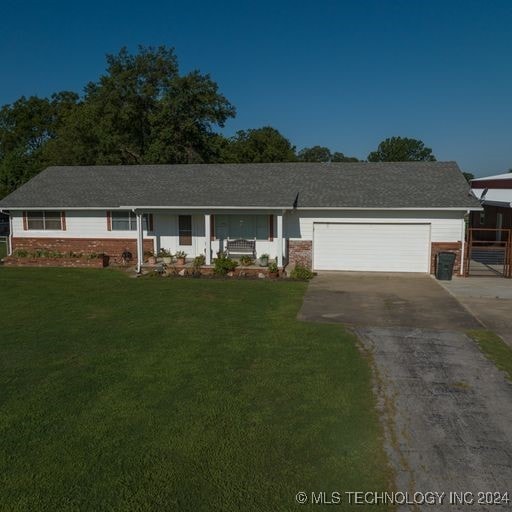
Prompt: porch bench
<box><xmin>226</xmin><ymin>238</ymin><xmax>256</xmax><ymax>258</ymax></box>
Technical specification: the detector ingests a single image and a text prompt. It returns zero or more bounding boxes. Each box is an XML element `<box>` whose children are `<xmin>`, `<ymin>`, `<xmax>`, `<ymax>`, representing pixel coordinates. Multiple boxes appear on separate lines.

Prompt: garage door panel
<box><xmin>313</xmin><ymin>223</ymin><xmax>430</xmax><ymax>272</ymax></box>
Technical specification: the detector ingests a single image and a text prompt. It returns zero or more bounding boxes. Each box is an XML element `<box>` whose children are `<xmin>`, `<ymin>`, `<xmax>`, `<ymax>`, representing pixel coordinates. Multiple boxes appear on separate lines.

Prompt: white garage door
<box><xmin>313</xmin><ymin>223</ymin><xmax>431</xmax><ymax>272</ymax></box>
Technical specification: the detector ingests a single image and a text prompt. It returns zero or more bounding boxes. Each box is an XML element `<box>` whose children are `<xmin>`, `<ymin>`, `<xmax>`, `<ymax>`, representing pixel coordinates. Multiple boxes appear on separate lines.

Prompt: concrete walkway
<box><xmin>440</xmin><ymin>277</ymin><xmax>512</xmax><ymax>347</ymax></box>
<box><xmin>300</xmin><ymin>273</ymin><xmax>512</xmax><ymax>511</ymax></box>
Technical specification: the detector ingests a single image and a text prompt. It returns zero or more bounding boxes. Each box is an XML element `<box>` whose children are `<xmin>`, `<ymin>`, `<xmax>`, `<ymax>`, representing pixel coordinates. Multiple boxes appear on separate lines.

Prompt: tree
<box><xmin>221</xmin><ymin>127</ymin><xmax>296</xmax><ymax>163</ymax></box>
<box><xmin>298</xmin><ymin>145</ymin><xmax>331</xmax><ymax>162</ymax></box>
<box><xmin>331</xmin><ymin>151</ymin><xmax>359</xmax><ymax>162</ymax></box>
<box><xmin>46</xmin><ymin>46</ymin><xmax>235</xmax><ymax>165</ymax></box>
<box><xmin>367</xmin><ymin>136</ymin><xmax>436</xmax><ymax>162</ymax></box>
<box><xmin>146</xmin><ymin>71</ymin><xmax>236</xmax><ymax>163</ymax></box>
<box><xmin>297</xmin><ymin>145</ymin><xmax>359</xmax><ymax>163</ymax></box>
<box><xmin>462</xmin><ymin>172</ymin><xmax>474</xmax><ymax>182</ymax></box>
<box><xmin>0</xmin><ymin>92</ymin><xmax>79</xmax><ymax>197</ymax></box>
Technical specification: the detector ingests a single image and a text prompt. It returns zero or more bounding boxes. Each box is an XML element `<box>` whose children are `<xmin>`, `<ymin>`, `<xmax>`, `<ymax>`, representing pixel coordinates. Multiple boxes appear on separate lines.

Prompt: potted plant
<box><xmin>175</xmin><ymin>250</ymin><xmax>187</xmax><ymax>265</ymax></box>
<box><xmin>145</xmin><ymin>251</ymin><xmax>157</xmax><ymax>265</ymax></box>
<box><xmin>259</xmin><ymin>253</ymin><xmax>269</xmax><ymax>267</ymax></box>
<box><xmin>268</xmin><ymin>261</ymin><xmax>279</xmax><ymax>278</ymax></box>
<box><xmin>158</xmin><ymin>248</ymin><xmax>173</xmax><ymax>265</ymax></box>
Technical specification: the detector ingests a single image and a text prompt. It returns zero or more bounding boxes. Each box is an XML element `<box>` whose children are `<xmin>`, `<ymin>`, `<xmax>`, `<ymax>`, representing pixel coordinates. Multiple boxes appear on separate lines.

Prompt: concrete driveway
<box><xmin>440</xmin><ymin>277</ymin><xmax>512</xmax><ymax>347</ymax></box>
<box><xmin>298</xmin><ymin>272</ymin><xmax>481</xmax><ymax>330</ymax></box>
<box><xmin>300</xmin><ymin>273</ymin><xmax>512</xmax><ymax>510</ymax></box>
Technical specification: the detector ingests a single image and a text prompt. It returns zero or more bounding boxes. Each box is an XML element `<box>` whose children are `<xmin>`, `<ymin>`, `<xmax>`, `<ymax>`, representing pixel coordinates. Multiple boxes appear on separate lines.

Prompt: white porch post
<box><xmin>204</xmin><ymin>214</ymin><xmax>211</xmax><ymax>265</ymax></box>
<box><xmin>277</xmin><ymin>213</ymin><xmax>283</xmax><ymax>268</ymax></box>
<box><xmin>136</xmin><ymin>212</ymin><xmax>143</xmax><ymax>273</ymax></box>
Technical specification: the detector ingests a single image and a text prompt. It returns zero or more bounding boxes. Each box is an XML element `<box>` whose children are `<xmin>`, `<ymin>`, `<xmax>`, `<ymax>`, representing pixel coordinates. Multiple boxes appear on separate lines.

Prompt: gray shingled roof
<box><xmin>0</xmin><ymin>162</ymin><xmax>480</xmax><ymax>210</ymax></box>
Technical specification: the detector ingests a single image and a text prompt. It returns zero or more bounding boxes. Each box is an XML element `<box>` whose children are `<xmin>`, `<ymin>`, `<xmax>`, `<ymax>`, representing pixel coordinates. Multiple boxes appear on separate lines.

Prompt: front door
<box><xmin>178</xmin><ymin>215</ymin><xmax>194</xmax><ymax>254</ymax></box>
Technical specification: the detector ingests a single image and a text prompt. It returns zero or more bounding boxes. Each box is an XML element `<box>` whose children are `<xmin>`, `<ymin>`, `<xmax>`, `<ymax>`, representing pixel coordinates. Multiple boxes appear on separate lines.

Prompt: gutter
<box><xmin>0</xmin><ymin>206</ymin><xmax>484</xmax><ymax>212</ymax></box>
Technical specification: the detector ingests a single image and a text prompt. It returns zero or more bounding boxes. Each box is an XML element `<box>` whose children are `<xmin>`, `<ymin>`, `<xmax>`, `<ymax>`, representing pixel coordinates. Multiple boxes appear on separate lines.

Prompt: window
<box><xmin>479</xmin><ymin>211</ymin><xmax>485</xmax><ymax>226</ymax></box>
<box><xmin>179</xmin><ymin>215</ymin><xmax>192</xmax><ymax>245</ymax></box>
<box><xmin>214</xmin><ymin>215</ymin><xmax>270</xmax><ymax>240</ymax></box>
<box><xmin>110</xmin><ymin>211</ymin><xmax>151</xmax><ymax>231</ymax></box>
<box><xmin>25</xmin><ymin>211</ymin><xmax>63</xmax><ymax>230</ymax></box>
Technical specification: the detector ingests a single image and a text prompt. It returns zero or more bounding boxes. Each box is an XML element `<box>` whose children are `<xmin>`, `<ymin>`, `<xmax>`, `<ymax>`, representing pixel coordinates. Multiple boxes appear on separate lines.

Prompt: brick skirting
<box><xmin>430</xmin><ymin>242</ymin><xmax>462</xmax><ymax>275</ymax></box>
<box><xmin>11</xmin><ymin>238</ymin><xmax>154</xmax><ymax>264</ymax></box>
<box><xmin>288</xmin><ymin>240</ymin><xmax>312</xmax><ymax>268</ymax></box>
<box><xmin>3</xmin><ymin>256</ymin><xmax>109</xmax><ymax>268</ymax></box>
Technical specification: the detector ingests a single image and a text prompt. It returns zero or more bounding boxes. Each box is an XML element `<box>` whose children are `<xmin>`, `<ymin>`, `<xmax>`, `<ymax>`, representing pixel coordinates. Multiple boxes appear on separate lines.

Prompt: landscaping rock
<box><xmin>258</xmin><ymin>272</ymin><xmax>266</xmax><ymax>279</ymax></box>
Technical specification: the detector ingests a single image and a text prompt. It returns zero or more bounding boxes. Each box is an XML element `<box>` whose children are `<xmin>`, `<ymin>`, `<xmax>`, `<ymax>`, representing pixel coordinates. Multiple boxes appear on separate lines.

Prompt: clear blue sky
<box><xmin>1</xmin><ymin>0</ymin><xmax>511</xmax><ymax>176</ymax></box>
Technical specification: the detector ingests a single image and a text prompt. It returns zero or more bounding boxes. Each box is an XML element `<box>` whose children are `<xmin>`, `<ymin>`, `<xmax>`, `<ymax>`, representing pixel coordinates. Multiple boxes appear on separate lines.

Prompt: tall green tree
<box><xmin>298</xmin><ymin>145</ymin><xmax>358</xmax><ymax>163</ymax></box>
<box><xmin>297</xmin><ymin>145</ymin><xmax>331</xmax><ymax>162</ymax></box>
<box><xmin>47</xmin><ymin>46</ymin><xmax>235</xmax><ymax>165</ymax></box>
<box><xmin>331</xmin><ymin>151</ymin><xmax>359</xmax><ymax>162</ymax></box>
<box><xmin>368</xmin><ymin>136</ymin><xmax>436</xmax><ymax>162</ymax></box>
<box><xmin>0</xmin><ymin>92</ymin><xmax>79</xmax><ymax>197</ymax></box>
<box><xmin>221</xmin><ymin>127</ymin><xmax>296</xmax><ymax>163</ymax></box>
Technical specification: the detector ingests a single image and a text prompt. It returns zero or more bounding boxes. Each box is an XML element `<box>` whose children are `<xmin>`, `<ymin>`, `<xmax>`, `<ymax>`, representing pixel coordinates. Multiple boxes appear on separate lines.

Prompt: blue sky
<box><xmin>1</xmin><ymin>0</ymin><xmax>511</xmax><ymax>176</ymax></box>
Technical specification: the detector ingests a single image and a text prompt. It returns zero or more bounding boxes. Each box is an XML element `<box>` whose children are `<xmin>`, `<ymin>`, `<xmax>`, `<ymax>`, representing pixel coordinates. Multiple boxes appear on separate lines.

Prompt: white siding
<box><xmin>287</xmin><ymin>210</ymin><xmax>464</xmax><ymax>243</ymax></box>
<box><xmin>10</xmin><ymin>208</ymin><xmax>464</xmax><ymax>262</ymax></box>
<box><xmin>11</xmin><ymin>210</ymin><xmax>154</xmax><ymax>240</ymax></box>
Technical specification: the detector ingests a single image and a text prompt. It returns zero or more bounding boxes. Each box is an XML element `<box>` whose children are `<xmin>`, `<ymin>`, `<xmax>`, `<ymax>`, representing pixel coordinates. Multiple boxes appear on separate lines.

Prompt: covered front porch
<box><xmin>133</xmin><ymin>209</ymin><xmax>286</xmax><ymax>272</ymax></box>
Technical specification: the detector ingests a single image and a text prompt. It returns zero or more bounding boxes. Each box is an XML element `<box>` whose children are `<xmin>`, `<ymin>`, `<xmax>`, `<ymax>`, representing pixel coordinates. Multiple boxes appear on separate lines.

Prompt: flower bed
<box><xmin>143</xmin><ymin>264</ymin><xmax>280</xmax><ymax>279</ymax></box>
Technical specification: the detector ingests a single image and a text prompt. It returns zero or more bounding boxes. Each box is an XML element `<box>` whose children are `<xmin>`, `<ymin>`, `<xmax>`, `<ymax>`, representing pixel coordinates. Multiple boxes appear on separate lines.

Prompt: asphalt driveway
<box><xmin>300</xmin><ymin>272</ymin><xmax>512</xmax><ymax>510</ymax></box>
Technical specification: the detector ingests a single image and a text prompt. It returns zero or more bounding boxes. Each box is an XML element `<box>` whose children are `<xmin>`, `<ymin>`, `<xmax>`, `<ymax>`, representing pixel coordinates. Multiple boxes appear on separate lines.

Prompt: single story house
<box><xmin>470</xmin><ymin>172</ymin><xmax>512</xmax><ymax>240</ymax></box>
<box><xmin>0</xmin><ymin>161</ymin><xmax>480</xmax><ymax>274</ymax></box>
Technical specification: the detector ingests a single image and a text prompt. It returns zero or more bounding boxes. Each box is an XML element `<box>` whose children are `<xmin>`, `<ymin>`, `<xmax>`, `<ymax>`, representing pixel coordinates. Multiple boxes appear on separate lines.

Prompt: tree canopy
<box><xmin>44</xmin><ymin>46</ymin><xmax>236</xmax><ymax>166</ymax></box>
<box><xmin>0</xmin><ymin>92</ymin><xmax>79</xmax><ymax>197</ymax></box>
<box><xmin>367</xmin><ymin>136</ymin><xmax>436</xmax><ymax>162</ymax></box>
<box><xmin>220</xmin><ymin>127</ymin><xmax>296</xmax><ymax>163</ymax></box>
<box><xmin>297</xmin><ymin>145</ymin><xmax>358</xmax><ymax>163</ymax></box>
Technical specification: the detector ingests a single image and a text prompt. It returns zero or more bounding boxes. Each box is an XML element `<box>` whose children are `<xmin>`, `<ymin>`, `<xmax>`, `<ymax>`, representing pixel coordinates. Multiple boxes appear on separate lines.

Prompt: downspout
<box><xmin>460</xmin><ymin>210</ymin><xmax>470</xmax><ymax>277</ymax></box>
<box><xmin>132</xmin><ymin>208</ymin><xmax>143</xmax><ymax>274</ymax></box>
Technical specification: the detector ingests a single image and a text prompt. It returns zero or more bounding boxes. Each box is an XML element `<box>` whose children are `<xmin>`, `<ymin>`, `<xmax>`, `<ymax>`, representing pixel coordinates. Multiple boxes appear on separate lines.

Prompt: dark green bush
<box><xmin>214</xmin><ymin>252</ymin><xmax>237</xmax><ymax>275</ymax></box>
<box><xmin>289</xmin><ymin>265</ymin><xmax>314</xmax><ymax>280</ymax></box>
<box><xmin>193</xmin><ymin>254</ymin><xmax>206</xmax><ymax>267</ymax></box>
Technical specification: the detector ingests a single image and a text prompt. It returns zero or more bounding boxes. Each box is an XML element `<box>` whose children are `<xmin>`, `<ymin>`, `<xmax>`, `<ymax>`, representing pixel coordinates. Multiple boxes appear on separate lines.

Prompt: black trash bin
<box><xmin>436</xmin><ymin>252</ymin><xmax>456</xmax><ymax>280</ymax></box>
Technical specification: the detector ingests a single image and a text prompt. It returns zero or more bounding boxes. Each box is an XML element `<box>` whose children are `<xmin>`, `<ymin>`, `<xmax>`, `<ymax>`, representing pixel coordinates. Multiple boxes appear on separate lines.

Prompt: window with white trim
<box><xmin>214</xmin><ymin>215</ymin><xmax>269</xmax><ymax>240</ymax></box>
<box><xmin>110</xmin><ymin>211</ymin><xmax>151</xmax><ymax>231</ymax></box>
<box><xmin>26</xmin><ymin>211</ymin><xmax>63</xmax><ymax>230</ymax></box>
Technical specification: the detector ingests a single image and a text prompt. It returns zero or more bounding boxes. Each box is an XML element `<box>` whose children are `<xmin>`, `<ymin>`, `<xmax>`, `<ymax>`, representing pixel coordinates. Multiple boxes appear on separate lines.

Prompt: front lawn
<box><xmin>0</xmin><ymin>268</ymin><xmax>392</xmax><ymax>511</ymax></box>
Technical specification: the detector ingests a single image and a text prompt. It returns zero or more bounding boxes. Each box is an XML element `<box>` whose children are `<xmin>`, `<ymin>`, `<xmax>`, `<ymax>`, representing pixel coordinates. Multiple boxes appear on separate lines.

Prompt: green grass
<box><xmin>468</xmin><ymin>329</ymin><xmax>512</xmax><ymax>381</ymax></box>
<box><xmin>0</xmin><ymin>268</ymin><xmax>392</xmax><ymax>511</ymax></box>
